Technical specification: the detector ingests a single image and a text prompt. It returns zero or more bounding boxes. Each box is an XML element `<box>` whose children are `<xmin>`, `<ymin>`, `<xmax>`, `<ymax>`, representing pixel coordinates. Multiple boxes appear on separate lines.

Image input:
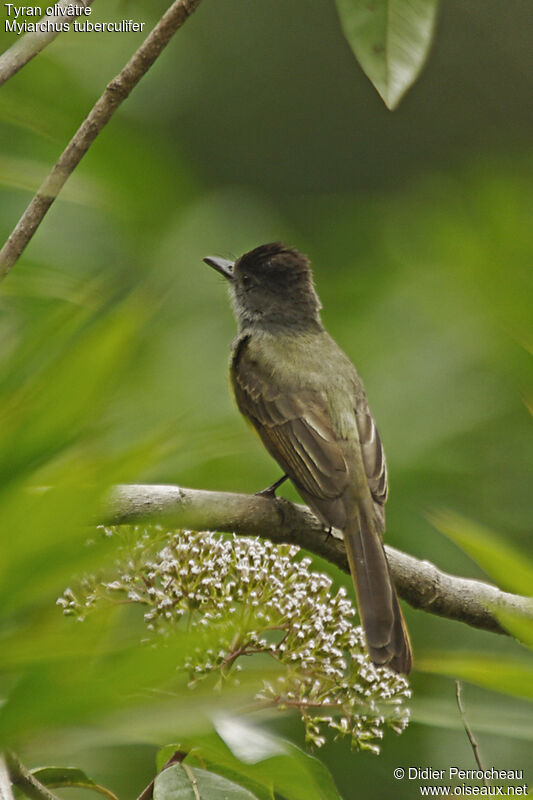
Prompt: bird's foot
<box><xmin>254</xmin><ymin>474</ymin><xmax>288</xmax><ymax>499</ymax></box>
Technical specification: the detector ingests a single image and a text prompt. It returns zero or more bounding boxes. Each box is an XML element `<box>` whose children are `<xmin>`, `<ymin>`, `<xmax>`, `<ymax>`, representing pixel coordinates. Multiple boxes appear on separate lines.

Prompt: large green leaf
<box><xmin>429</xmin><ymin>510</ymin><xmax>533</xmax><ymax>597</ymax></box>
<box><xmin>0</xmin><ymin>600</ymin><xmax>264</xmax><ymax>746</ymax></box>
<box><xmin>169</xmin><ymin>721</ymin><xmax>342</xmax><ymax>800</ymax></box>
<box><xmin>157</xmin><ymin>749</ymin><xmax>274</xmax><ymax>800</ymax></box>
<box><xmin>417</xmin><ymin>653</ymin><xmax>533</xmax><ymax>700</ymax></box>
<box><xmin>154</xmin><ymin>764</ymin><xmax>260</xmax><ymax>800</ymax></box>
<box><xmin>335</xmin><ymin>0</ymin><xmax>439</xmax><ymax>108</ymax></box>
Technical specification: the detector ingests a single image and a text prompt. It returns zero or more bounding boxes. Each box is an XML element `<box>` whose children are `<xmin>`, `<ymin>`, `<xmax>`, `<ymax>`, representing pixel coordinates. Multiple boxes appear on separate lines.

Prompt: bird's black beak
<box><xmin>203</xmin><ymin>256</ymin><xmax>234</xmax><ymax>281</ymax></box>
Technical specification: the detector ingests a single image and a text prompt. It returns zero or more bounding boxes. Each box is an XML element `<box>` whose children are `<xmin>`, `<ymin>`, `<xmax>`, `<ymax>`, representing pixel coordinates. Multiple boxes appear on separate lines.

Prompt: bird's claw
<box><xmin>254</xmin><ymin>474</ymin><xmax>288</xmax><ymax>499</ymax></box>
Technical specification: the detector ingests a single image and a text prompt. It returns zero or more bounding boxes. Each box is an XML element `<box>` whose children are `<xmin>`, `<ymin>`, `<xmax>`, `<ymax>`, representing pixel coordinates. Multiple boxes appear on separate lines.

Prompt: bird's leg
<box><xmin>255</xmin><ymin>474</ymin><xmax>288</xmax><ymax>499</ymax></box>
<box><xmin>324</xmin><ymin>526</ymin><xmax>333</xmax><ymax>542</ymax></box>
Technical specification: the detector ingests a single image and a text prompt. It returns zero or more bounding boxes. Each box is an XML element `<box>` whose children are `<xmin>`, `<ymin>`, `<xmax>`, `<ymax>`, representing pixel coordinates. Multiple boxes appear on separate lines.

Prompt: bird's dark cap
<box><xmin>203</xmin><ymin>255</ymin><xmax>234</xmax><ymax>281</ymax></box>
<box><xmin>238</xmin><ymin>242</ymin><xmax>310</xmax><ymax>275</ymax></box>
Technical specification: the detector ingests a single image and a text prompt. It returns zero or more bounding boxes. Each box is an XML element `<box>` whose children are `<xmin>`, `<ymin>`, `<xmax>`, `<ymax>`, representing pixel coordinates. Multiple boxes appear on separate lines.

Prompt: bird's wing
<box><xmin>231</xmin><ymin>341</ymin><xmax>350</xmax><ymax>502</ymax></box>
<box><xmin>355</xmin><ymin>407</ymin><xmax>388</xmax><ymax>507</ymax></box>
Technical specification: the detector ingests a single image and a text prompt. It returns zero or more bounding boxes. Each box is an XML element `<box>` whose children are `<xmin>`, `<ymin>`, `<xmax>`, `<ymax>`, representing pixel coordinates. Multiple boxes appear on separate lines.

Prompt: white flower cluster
<box><xmin>58</xmin><ymin>526</ymin><xmax>410</xmax><ymax>751</ymax></box>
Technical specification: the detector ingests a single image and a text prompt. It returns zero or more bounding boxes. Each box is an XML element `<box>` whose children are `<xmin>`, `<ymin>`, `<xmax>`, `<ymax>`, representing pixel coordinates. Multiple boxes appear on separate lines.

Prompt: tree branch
<box><xmin>0</xmin><ymin>755</ymin><xmax>15</xmax><ymax>800</ymax></box>
<box><xmin>0</xmin><ymin>0</ymin><xmax>203</xmax><ymax>279</ymax></box>
<box><xmin>0</xmin><ymin>0</ymin><xmax>96</xmax><ymax>87</ymax></box>
<box><xmin>107</xmin><ymin>484</ymin><xmax>533</xmax><ymax>637</ymax></box>
<box><xmin>3</xmin><ymin>752</ymin><xmax>60</xmax><ymax>800</ymax></box>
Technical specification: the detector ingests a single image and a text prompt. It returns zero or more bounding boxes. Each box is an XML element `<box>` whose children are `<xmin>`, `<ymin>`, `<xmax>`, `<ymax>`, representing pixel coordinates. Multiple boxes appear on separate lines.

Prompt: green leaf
<box><xmin>335</xmin><ymin>0</ymin><xmax>439</xmax><ymax>109</ymax></box>
<box><xmin>429</xmin><ymin>510</ymin><xmax>533</xmax><ymax>596</ymax></box>
<box><xmin>417</xmin><ymin>652</ymin><xmax>533</xmax><ymax>700</ymax></box>
<box><xmin>32</xmin><ymin>767</ymin><xmax>119</xmax><ymax>799</ymax></box>
<box><xmin>0</xmin><ymin>603</ymin><xmax>238</xmax><ymax>744</ymax></box>
<box><xmin>215</xmin><ymin>717</ymin><xmax>339</xmax><ymax>800</ymax></box>
<box><xmin>281</xmin><ymin>744</ymin><xmax>343</xmax><ymax>800</ymax></box>
<box><xmin>180</xmin><ymin>722</ymin><xmax>342</xmax><ymax>800</ymax></box>
<box><xmin>495</xmin><ymin>608</ymin><xmax>533</xmax><ymax>651</ymax></box>
<box><xmin>158</xmin><ymin>745</ymin><xmax>270</xmax><ymax>797</ymax></box>
<box><xmin>154</xmin><ymin>764</ymin><xmax>260</xmax><ymax>800</ymax></box>
<box><xmin>186</xmin><ymin>757</ymin><xmax>274</xmax><ymax>800</ymax></box>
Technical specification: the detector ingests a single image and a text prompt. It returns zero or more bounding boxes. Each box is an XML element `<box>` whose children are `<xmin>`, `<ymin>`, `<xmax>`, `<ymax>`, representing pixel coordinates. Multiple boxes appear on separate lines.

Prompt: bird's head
<box><xmin>204</xmin><ymin>242</ymin><xmax>322</xmax><ymax>333</ymax></box>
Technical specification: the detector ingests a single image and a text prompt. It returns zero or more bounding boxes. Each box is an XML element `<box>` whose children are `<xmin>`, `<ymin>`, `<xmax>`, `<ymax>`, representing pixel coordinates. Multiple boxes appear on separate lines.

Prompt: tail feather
<box><xmin>343</xmin><ymin>511</ymin><xmax>412</xmax><ymax>674</ymax></box>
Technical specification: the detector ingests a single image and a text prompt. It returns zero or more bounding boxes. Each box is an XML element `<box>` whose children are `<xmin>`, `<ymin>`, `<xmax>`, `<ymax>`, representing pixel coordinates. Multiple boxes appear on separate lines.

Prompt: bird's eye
<box><xmin>241</xmin><ymin>274</ymin><xmax>251</xmax><ymax>288</ymax></box>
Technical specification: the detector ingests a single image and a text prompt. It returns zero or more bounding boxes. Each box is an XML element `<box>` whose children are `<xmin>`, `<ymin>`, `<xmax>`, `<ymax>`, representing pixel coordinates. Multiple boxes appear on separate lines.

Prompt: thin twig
<box><xmin>0</xmin><ymin>0</ymin><xmax>203</xmax><ymax>279</ymax></box>
<box><xmin>455</xmin><ymin>681</ymin><xmax>487</xmax><ymax>785</ymax></box>
<box><xmin>4</xmin><ymin>752</ymin><xmax>61</xmax><ymax>800</ymax></box>
<box><xmin>105</xmin><ymin>483</ymin><xmax>533</xmax><ymax>636</ymax></box>
<box><xmin>0</xmin><ymin>0</ymin><xmax>96</xmax><ymax>86</ymax></box>
<box><xmin>135</xmin><ymin>750</ymin><xmax>187</xmax><ymax>800</ymax></box>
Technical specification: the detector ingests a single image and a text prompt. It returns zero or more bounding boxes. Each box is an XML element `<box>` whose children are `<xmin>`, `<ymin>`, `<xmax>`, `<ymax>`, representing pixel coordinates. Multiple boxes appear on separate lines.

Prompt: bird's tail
<box><xmin>343</xmin><ymin>509</ymin><xmax>412</xmax><ymax>674</ymax></box>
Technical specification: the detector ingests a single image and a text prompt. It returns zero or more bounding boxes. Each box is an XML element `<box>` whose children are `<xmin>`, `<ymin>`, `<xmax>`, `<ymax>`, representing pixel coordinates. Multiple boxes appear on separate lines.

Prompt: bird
<box><xmin>203</xmin><ymin>242</ymin><xmax>412</xmax><ymax>674</ymax></box>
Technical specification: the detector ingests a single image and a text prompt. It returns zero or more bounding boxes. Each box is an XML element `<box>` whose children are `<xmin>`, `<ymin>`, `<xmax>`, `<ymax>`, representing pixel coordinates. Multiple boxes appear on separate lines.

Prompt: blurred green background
<box><xmin>0</xmin><ymin>0</ymin><xmax>532</xmax><ymax>797</ymax></box>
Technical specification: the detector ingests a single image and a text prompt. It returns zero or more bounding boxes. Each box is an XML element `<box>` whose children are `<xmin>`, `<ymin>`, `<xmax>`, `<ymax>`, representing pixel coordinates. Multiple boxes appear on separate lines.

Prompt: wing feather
<box><xmin>356</xmin><ymin>409</ymin><xmax>388</xmax><ymax>507</ymax></box>
<box><xmin>232</xmin><ymin>344</ymin><xmax>349</xmax><ymax>501</ymax></box>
